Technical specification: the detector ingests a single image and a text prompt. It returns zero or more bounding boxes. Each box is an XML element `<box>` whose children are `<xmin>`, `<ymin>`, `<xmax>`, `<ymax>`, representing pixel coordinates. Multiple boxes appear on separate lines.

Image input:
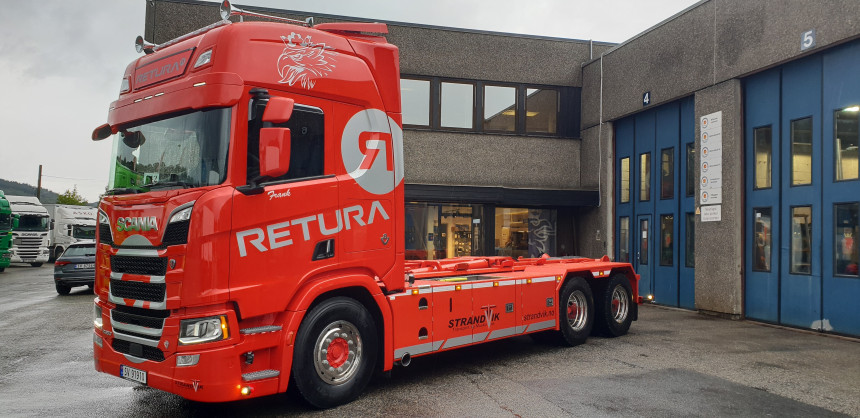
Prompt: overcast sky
<box><xmin>0</xmin><ymin>0</ymin><xmax>699</xmax><ymax>203</ymax></box>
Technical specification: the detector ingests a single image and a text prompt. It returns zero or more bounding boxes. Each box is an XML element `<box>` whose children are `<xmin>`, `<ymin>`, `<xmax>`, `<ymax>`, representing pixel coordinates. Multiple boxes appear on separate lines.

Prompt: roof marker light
<box><xmin>134</xmin><ymin>99</ymin><xmax>143</xmax><ymax>103</ymax></box>
<box><xmin>193</xmin><ymin>82</ymin><xmax>206</xmax><ymax>87</ymax></box>
<box><xmin>155</xmin><ymin>92</ymin><xmax>164</xmax><ymax>97</ymax></box>
<box><xmin>194</xmin><ymin>49</ymin><xmax>213</xmax><ymax>68</ymax></box>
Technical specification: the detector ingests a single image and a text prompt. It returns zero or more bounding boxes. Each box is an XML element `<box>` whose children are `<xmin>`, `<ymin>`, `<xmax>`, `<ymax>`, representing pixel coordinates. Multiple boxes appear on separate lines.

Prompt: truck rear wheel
<box><xmin>292</xmin><ymin>297</ymin><xmax>377</xmax><ymax>409</ymax></box>
<box><xmin>594</xmin><ymin>274</ymin><xmax>633</xmax><ymax>337</ymax></box>
<box><xmin>557</xmin><ymin>276</ymin><xmax>594</xmax><ymax>346</ymax></box>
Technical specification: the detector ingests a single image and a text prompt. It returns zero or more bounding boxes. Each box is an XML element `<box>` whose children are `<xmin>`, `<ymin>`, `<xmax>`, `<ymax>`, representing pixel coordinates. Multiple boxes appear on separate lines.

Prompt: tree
<box><xmin>57</xmin><ymin>186</ymin><xmax>88</xmax><ymax>206</ymax></box>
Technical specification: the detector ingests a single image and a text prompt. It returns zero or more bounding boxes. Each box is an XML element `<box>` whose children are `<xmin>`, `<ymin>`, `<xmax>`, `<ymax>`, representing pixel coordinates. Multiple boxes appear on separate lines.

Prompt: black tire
<box><xmin>52</xmin><ymin>247</ymin><xmax>63</xmax><ymax>262</ymax></box>
<box><xmin>56</xmin><ymin>283</ymin><xmax>71</xmax><ymax>295</ymax></box>
<box><xmin>30</xmin><ymin>263</ymin><xmax>43</xmax><ymax>267</ymax></box>
<box><xmin>292</xmin><ymin>297</ymin><xmax>378</xmax><ymax>409</ymax></box>
<box><xmin>593</xmin><ymin>274</ymin><xmax>634</xmax><ymax>337</ymax></box>
<box><xmin>556</xmin><ymin>276</ymin><xmax>594</xmax><ymax>346</ymax></box>
<box><xmin>0</xmin><ymin>267</ymin><xmax>5</xmax><ymax>273</ymax></box>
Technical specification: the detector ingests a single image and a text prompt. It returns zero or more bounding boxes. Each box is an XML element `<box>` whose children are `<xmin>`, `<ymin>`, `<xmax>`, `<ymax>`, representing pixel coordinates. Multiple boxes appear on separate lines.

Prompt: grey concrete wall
<box><xmin>404</xmin><ymin>130</ymin><xmax>581</xmax><ymax>190</ymax></box>
<box><xmin>147</xmin><ymin>1</ymin><xmax>607</xmax><ymax>87</ymax></box>
<box><xmin>581</xmin><ymin>0</ymin><xmax>860</xmax><ymax>128</ymax></box>
<box><xmin>575</xmin><ymin>123</ymin><xmax>614</xmax><ymax>258</ymax></box>
<box><xmin>693</xmin><ymin>80</ymin><xmax>743</xmax><ymax>317</ymax></box>
<box><xmin>390</xmin><ymin>26</ymin><xmax>597</xmax><ymax>86</ymax></box>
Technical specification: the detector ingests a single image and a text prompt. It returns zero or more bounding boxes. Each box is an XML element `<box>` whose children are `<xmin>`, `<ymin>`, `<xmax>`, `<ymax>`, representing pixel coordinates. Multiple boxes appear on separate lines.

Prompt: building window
<box><xmin>619</xmin><ymin>216</ymin><xmax>630</xmax><ymax>262</ymax></box>
<box><xmin>754</xmin><ymin>125</ymin><xmax>773</xmax><ymax>189</ymax></box>
<box><xmin>405</xmin><ymin>203</ymin><xmax>484</xmax><ymax>260</ymax></box>
<box><xmin>483</xmin><ymin>85</ymin><xmax>516</xmax><ymax>132</ymax></box>
<box><xmin>835</xmin><ymin>203</ymin><xmax>859</xmax><ymax>276</ymax></box>
<box><xmin>495</xmin><ymin>208</ymin><xmax>556</xmax><ymax>258</ymax></box>
<box><xmin>791</xmin><ymin>117</ymin><xmax>813</xmax><ymax>186</ymax></box>
<box><xmin>525</xmin><ymin>88</ymin><xmax>558</xmax><ymax>134</ymax></box>
<box><xmin>405</xmin><ymin>203</ymin><xmax>441</xmax><ymax>260</ymax></box>
<box><xmin>790</xmin><ymin>206</ymin><xmax>812</xmax><ymax>274</ymax></box>
<box><xmin>620</xmin><ymin>157</ymin><xmax>630</xmax><ymax>203</ymax></box>
<box><xmin>835</xmin><ymin>106</ymin><xmax>859</xmax><ymax>181</ymax></box>
<box><xmin>440</xmin><ymin>82</ymin><xmax>474</xmax><ymax>129</ymax></box>
<box><xmin>686</xmin><ymin>143</ymin><xmax>695</xmax><ymax>197</ymax></box>
<box><xmin>640</xmin><ymin>153</ymin><xmax>651</xmax><ymax>201</ymax></box>
<box><xmin>660</xmin><ymin>215</ymin><xmax>673</xmax><ymax>266</ymax></box>
<box><xmin>661</xmin><ymin>148</ymin><xmax>674</xmax><ymax>199</ymax></box>
<box><xmin>752</xmin><ymin>207</ymin><xmax>772</xmax><ymax>272</ymax></box>
<box><xmin>685</xmin><ymin>212</ymin><xmax>695</xmax><ymax>268</ymax></box>
<box><xmin>401</xmin><ymin>78</ymin><xmax>430</xmax><ymax>126</ymax></box>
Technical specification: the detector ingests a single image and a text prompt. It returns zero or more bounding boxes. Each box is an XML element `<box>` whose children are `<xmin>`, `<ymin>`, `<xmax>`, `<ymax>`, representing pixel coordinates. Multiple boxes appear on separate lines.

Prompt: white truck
<box><xmin>7</xmin><ymin>195</ymin><xmax>50</xmax><ymax>267</ymax></box>
<box><xmin>43</xmin><ymin>204</ymin><xmax>98</xmax><ymax>261</ymax></box>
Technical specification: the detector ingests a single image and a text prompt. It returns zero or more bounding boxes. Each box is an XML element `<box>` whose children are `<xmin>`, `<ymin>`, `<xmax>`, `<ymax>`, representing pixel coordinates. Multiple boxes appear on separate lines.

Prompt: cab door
<box><xmin>230</xmin><ymin>93</ymin><xmax>338</xmax><ymax>316</ymax></box>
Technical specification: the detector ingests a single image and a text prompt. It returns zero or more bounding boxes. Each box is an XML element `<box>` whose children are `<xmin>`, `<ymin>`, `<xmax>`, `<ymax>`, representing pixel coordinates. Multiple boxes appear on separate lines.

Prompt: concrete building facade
<box><xmin>145</xmin><ymin>0</ymin><xmax>860</xmax><ymax>336</ymax></box>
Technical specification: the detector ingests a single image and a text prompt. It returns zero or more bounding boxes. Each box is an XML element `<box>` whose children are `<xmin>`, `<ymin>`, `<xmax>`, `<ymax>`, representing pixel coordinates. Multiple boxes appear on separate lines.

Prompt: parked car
<box><xmin>53</xmin><ymin>240</ymin><xmax>96</xmax><ymax>295</ymax></box>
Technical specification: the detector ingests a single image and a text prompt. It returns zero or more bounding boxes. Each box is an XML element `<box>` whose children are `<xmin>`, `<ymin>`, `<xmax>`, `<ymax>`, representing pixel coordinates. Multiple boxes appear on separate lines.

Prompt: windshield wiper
<box><xmin>146</xmin><ymin>181</ymin><xmax>193</xmax><ymax>190</ymax></box>
<box><xmin>105</xmin><ymin>188</ymin><xmax>143</xmax><ymax>195</ymax></box>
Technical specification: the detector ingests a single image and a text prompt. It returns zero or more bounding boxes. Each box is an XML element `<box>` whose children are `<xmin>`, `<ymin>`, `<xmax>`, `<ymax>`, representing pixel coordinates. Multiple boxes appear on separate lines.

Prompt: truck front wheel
<box><xmin>292</xmin><ymin>297</ymin><xmax>377</xmax><ymax>409</ymax></box>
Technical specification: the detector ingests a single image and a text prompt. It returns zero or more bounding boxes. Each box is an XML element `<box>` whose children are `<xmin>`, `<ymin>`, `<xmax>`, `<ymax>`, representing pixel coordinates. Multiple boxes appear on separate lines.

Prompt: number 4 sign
<box><xmin>643</xmin><ymin>91</ymin><xmax>651</xmax><ymax>107</ymax></box>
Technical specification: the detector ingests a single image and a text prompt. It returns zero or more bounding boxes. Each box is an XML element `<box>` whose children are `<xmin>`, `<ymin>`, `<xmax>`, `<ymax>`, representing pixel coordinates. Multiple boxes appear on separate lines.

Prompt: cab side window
<box><xmin>248</xmin><ymin>101</ymin><xmax>325</xmax><ymax>184</ymax></box>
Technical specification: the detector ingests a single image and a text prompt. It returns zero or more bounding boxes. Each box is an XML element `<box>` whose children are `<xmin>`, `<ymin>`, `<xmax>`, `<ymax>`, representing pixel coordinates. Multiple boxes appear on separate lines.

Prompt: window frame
<box><xmin>400</xmin><ymin>77</ymin><xmax>433</xmax><ymax>128</ymax></box>
<box><xmin>482</xmin><ymin>83</ymin><xmax>519</xmax><ymax>133</ymax></box>
<box><xmin>399</xmin><ymin>75</ymin><xmax>573</xmax><ymax>138</ymax></box>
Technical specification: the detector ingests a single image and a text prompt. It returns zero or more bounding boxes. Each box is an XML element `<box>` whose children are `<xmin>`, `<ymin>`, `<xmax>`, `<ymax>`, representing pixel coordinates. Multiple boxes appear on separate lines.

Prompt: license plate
<box><xmin>120</xmin><ymin>365</ymin><xmax>147</xmax><ymax>384</ymax></box>
<box><xmin>75</xmin><ymin>263</ymin><xmax>95</xmax><ymax>269</ymax></box>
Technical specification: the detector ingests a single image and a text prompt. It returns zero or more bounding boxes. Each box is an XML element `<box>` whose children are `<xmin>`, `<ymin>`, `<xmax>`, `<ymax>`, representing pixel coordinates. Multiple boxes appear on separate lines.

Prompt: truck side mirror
<box><xmin>259</xmin><ymin>128</ymin><xmax>291</xmax><ymax>179</ymax></box>
<box><xmin>12</xmin><ymin>216</ymin><xmax>18</xmax><ymax>229</ymax></box>
<box><xmin>262</xmin><ymin>97</ymin><xmax>294</xmax><ymax>123</ymax></box>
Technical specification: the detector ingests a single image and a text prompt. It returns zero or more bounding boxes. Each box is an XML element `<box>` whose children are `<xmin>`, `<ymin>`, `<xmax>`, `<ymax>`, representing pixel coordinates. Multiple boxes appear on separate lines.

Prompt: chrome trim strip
<box><xmin>115</xmin><ymin>248</ymin><xmax>160</xmax><ymax>257</ymax></box>
<box><xmin>110</xmin><ymin>312</ymin><xmax>164</xmax><ymax>337</ymax></box>
<box><xmin>113</xmin><ymin>330</ymin><xmax>160</xmax><ymax>347</ymax></box>
<box><xmin>525</xmin><ymin>319</ymin><xmax>556</xmax><ymax>333</ymax></box>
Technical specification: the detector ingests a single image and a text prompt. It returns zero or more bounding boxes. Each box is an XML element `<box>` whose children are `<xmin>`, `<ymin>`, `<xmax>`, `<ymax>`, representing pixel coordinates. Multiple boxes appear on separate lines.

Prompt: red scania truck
<box><xmin>91</xmin><ymin>1</ymin><xmax>640</xmax><ymax>408</ymax></box>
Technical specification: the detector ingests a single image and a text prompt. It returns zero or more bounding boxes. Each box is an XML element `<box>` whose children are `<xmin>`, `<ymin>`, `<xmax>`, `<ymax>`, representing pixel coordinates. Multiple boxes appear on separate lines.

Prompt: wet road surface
<box><xmin>1</xmin><ymin>263</ymin><xmax>858</xmax><ymax>417</ymax></box>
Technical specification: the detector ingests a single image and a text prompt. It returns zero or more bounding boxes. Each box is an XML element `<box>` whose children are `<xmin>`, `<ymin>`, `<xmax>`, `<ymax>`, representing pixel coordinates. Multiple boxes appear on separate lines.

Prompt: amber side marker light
<box><xmin>240</xmin><ymin>386</ymin><xmax>253</xmax><ymax>396</ymax></box>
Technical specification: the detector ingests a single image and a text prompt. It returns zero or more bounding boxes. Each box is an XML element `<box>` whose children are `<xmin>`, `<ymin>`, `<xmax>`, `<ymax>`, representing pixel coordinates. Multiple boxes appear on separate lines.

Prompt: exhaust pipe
<box><xmin>398</xmin><ymin>353</ymin><xmax>411</xmax><ymax>367</ymax></box>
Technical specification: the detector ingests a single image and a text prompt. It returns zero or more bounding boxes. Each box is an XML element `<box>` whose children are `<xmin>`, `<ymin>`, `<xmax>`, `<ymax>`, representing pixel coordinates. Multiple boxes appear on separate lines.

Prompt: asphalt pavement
<box><xmin>1</xmin><ymin>263</ymin><xmax>858</xmax><ymax>417</ymax></box>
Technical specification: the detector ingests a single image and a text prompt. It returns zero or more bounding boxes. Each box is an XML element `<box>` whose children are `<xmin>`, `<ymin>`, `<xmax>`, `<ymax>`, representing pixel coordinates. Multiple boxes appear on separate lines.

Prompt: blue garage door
<box><xmin>616</xmin><ymin>97</ymin><xmax>695</xmax><ymax>309</ymax></box>
<box><xmin>744</xmin><ymin>40</ymin><xmax>860</xmax><ymax>336</ymax></box>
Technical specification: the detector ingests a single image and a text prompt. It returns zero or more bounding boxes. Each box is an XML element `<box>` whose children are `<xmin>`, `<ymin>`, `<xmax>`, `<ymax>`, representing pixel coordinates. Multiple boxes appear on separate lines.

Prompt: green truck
<box><xmin>0</xmin><ymin>191</ymin><xmax>12</xmax><ymax>272</ymax></box>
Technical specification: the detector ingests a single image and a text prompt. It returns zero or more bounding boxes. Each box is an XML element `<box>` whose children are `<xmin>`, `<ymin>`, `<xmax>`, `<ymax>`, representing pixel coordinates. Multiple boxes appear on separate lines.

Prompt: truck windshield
<box><xmin>72</xmin><ymin>225</ymin><xmax>97</xmax><ymax>240</ymax></box>
<box><xmin>108</xmin><ymin>107</ymin><xmax>231</xmax><ymax>192</ymax></box>
<box><xmin>16</xmin><ymin>215</ymin><xmax>49</xmax><ymax>231</ymax></box>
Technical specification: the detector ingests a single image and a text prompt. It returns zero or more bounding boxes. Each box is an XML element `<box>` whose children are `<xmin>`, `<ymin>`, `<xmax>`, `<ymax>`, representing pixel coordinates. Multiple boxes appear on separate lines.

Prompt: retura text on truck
<box><xmin>90</xmin><ymin>1</ymin><xmax>642</xmax><ymax>408</ymax></box>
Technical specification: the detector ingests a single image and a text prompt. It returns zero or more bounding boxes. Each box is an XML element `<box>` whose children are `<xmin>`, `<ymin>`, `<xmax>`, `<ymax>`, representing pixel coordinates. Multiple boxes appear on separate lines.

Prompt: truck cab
<box><xmin>6</xmin><ymin>195</ymin><xmax>50</xmax><ymax>267</ymax></box>
<box><xmin>0</xmin><ymin>191</ymin><xmax>12</xmax><ymax>272</ymax></box>
<box><xmin>44</xmin><ymin>204</ymin><xmax>98</xmax><ymax>260</ymax></box>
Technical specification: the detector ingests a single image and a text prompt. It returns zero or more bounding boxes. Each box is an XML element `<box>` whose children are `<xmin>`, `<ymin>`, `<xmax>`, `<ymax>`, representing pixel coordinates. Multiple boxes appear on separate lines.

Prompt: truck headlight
<box><xmin>94</xmin><ymin>304</ymin><xmax>103</xmax><ymax>330</ymax></box>
<box><xmin>179</xmin><ymin>315</ymin><xmax>229</xmax><ymax>345</ymax></box>
<box><xmin>169</xmin><ymin>205</ymin><xmax>193</xmax><ymax>224</ymax></box>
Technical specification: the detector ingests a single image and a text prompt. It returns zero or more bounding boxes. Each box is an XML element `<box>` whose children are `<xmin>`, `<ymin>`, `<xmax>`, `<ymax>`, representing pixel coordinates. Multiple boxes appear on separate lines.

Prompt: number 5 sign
<box><xmin>801</xmin><ymin>29</ymin><xmax>816</xmax><ymax>51</ymax></box>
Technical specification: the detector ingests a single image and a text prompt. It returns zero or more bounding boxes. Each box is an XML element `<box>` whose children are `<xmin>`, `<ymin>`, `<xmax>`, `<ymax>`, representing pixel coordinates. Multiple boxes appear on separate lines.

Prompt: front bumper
<box><xmin>10</xmin><ymin>253</ymin><xmax>49</xmax><ymax>263</ymax></box>
<box><xmin>93</xmin><ymin>330</ymin><xmax>262</xmax><ymax>402</ymax></box>
<box><xmin>55</xmin><ymin>274</ymin><xmax>95</xmax><ymax>286</ymax></box>
<box><xmin>92</xmin><ymin>298</ymin><xmax>290</xmax><ymax>402</ymax></box>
